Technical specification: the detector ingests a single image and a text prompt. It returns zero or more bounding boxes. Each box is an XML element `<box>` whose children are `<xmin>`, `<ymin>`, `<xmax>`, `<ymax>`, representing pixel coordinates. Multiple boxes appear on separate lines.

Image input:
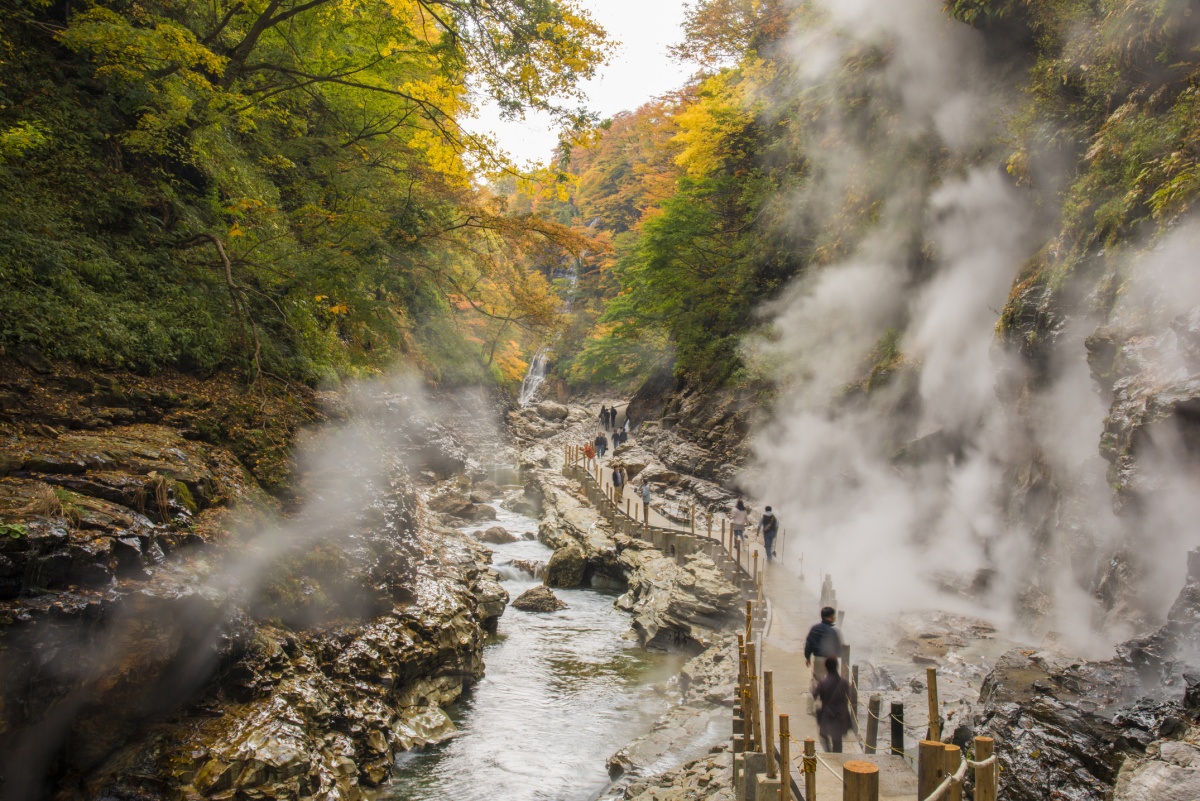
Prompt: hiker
<box><xmin>612</xmin><ymin>464</ymin><xmax>624</xmax><ymax>492</ymax></box>
<box><xmin>595</xmin><ymin>432</ymin><xmax>607</xmax><ymax>458</ymax></box>
<box><xmin>811</xmin><ymin>656</ymin><xmax>852</xmax><ymax>753</ymax></box>
<box><xmin>805</xmin><ymin>606</ymin><xmax>843</xmax><ymax>683</ymax></box>
<box><xmin>583</xmin><ymin>442</ymin><xmax>595</xmax><ymax>460</ymax></box>
<box><xmin>758</xmin><ymin>506</ymin><xmax>779</xmax><ymax>562</ymax></box>
<box><xmin>641</xmin><ymin>480</ymin><xmax>651</xmax><ymax>509</ymax></box>
<box><xmin>619</xmin><ymin>466</ymin><xmax>629</xmax><ymax>489</ymax></box>
<box><xmin>599</xmin><ymin>405</ymin><xmax>609</xmax><ymax>429</ymax></box>
<box><xmin>730</xmin><ymin>499</ymin><xmax>748</xmax><ymax>543</ymax></box>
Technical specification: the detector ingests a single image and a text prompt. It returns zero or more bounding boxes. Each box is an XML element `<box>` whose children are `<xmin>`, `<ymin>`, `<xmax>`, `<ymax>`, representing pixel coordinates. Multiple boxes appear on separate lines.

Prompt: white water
<box><xmin>384</xmin><ymin>502</ymin><xmax>685</xmax><ymax>801</ymax></box>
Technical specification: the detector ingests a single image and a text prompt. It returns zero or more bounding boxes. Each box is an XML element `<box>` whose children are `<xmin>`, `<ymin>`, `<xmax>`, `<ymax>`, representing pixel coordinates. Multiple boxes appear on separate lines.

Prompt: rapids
<box><xmin>384</xmin><ymin>502</ymin><xmax>686</xmax><ymax>801</ymax></box>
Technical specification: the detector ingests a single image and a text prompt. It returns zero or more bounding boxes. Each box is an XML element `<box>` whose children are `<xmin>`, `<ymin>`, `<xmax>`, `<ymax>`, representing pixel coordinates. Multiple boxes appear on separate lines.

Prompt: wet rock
<box><xmin>1115</xmin><ymin>735</ymin><xmax>1200</xmax><ymax>801</ymax></box>
<box><xmin>543</xmin><ymin>542</ymin><xmax>586</xmax><ymax>588</ymax></box>
<box><xmin>477</xmin><ymin>526</ymin><xmax>519</xmax><ymax>544</ymax></box>
<box><xmin>509</xmin><ymin>559</ymin><xmax>544</xmax><ymax>578</ymax></box>
<box><xmin>512</xmin><ymin>585</ymin><xmax>568</xmax><ymax>612</ymax></box>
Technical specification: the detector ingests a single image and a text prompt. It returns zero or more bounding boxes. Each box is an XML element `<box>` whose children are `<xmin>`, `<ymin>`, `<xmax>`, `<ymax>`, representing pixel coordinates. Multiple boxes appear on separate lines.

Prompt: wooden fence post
<box><xmin>865</xmin><ymin>695</ymin><xmax>881</xmax><ymax>755</ymax></box>
<box><xmin>974</xmin><ymin>737</ymin><xmax>996</xmax><ymax>801</ymax></box>
<box><xmin>943</xmin><ymin>744</ymin><xmax>962</xmax><ymax>801</ymax></box>
<box><xmin>918</xmin><ymin>740</ymin><xmax>946</xmax><ymax>800</ymax></box>
<box><xmin>843</xmin><ymin>761</ymin><xmax>879</xmax><ymax>801</ymax></box>
<box><xmin>764</xmin><ymin>671</ymin><xmax>776</xmax><ymax>779</ymax></box>
<box><xmin>804</xmin><ymin>738</ymin><xmax>816</xmax><ymax>801</ymax></box>
<box><xmin>779</xmin><ymin>715</ymin><xmax>791</xmax><ymax>801</ymax></box>
<box><xmin>927</xmin><ymin>667</ymin><xmax>941</xmax><ymax>742</ymax></box>
<box><xmin>890</xmin><ymin>701</ymin><xmax>905</xmax><ymax>759</ymax></box>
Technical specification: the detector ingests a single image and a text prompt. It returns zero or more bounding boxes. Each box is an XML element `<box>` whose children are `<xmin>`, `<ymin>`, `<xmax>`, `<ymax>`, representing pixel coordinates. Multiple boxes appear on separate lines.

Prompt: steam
<box><xmin>743</xmin><ymin>0</ymin><xmax>1200</xmax><ymax>652</ymax></box>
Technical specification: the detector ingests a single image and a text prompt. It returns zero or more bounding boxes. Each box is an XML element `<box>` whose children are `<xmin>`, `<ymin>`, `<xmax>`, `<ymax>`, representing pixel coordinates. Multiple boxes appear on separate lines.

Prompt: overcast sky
<box><xmin>468</xmin><ymin>0</ymin><xmax>693</xmax><ymax>167</ymax></box>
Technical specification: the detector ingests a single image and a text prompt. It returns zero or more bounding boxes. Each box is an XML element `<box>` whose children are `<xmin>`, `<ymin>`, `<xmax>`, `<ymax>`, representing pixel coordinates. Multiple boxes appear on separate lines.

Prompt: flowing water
<box><xmin>385</xmin><ymin>503</ymin><xmax>686</xmax><ymax>801</ymax></box>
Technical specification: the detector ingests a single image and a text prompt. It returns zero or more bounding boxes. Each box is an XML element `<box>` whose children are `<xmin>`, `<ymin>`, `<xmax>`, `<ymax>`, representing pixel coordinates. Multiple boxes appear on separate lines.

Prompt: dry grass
<box><xmin>22</xmin><ymin>484</ymin><xmax>82</xmax><ymax>526</ymax></box>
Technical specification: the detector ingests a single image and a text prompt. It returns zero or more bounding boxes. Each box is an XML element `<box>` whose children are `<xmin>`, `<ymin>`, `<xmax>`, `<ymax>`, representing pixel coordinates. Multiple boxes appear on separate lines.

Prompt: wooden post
<box><xmin>690</xmin><ymin>504</ymin><xmax>695</xmax><ymax>535</ymax></box>
<box><xmin>721</xmin><ymin>518</ymin><xmax>727</xmax><ymax>546</ymax></box>
<box><xmin>626</xmin><ymin>498</ymin><xmax>630</xmax><ymax>519</ymax></box>
<box><xmin>927</xmin><ymin>667</ymin><xmax>942</xmax><ymax>742</ymax></box>
<box><xmin>746</xmin><ymin>643</ymin><xmax>762</xmax><ymax>751</ymax></box>
<box><xmin>943</xmin><ymin>744</ymin><xmax>962</xmax><ymax>801</ymax></box>
<box><xmin>865</xmin><ymin>695</ymin><xmax>881</xmax><ymax>755</ymax></box>
<box><xmin>842</xmin><ymin>644</ymin><xmax>851</xmax><ymax>677</ymax></box>
<box><xmin>803</xmin><ymin>738</ymin><xmax>817</xmax><ymax>801</ymax></box>
<box><xmin>974</xmin><ymin>737</ymin><xmax>996</xmax><ymax>801</ymax></box>
<box><xmin>918</xmin><ymin>741</ymin><xmax>946</xmax><ymax>800</ymax></box>
<box><xmin>779</xmin><ymin>715</ymin><xmax>791</xmax><ymax>801</ymax></box>
<box><xmin>745</xmin><ymin>601</ymin><xmax>753</xmax><ymax>641</ymax></box>
<box><xmin>843</xmin><ymin>761</ymin><xmax>879</xmax><ymax>801</ymax></box>
<box><xmin>707</xmin><ymin>514</ymin><xmax>713</xmax><ymax>540</ymax></box>
<box><xmin>890</xmin><ymin>701</ymin><xmax>905</xmax><ymax>759</ymax></box>
<box><xmin>763</xmin><ymin>671</ymin><xmax>776</xmax><ymax>778</ymax></box>
<box><xmin>752</xmin><ymin>550</ymin><xmax>759</xmax><ymax>584</ymax></box>
<box><xmin>850</xmin><ymin>664</ymin><xmax>860</xmax><ymax>733</ymax></box>
<box><xmin>735</xmin><ymin>539</ymin><xmax>742</xmax><ymax>572</ymax></box>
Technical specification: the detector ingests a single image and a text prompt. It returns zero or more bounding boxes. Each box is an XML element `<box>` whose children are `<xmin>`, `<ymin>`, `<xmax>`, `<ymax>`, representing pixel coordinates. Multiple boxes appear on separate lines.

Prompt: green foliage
<box><xmin>0</xmin><ymin>0</ymin><xmax>608</xmax><ymax>384</ymax></box>
<box><xmin>0</xmin><ymin>523</ymin><xmax>29</xmax><ymax>540</ymax></box>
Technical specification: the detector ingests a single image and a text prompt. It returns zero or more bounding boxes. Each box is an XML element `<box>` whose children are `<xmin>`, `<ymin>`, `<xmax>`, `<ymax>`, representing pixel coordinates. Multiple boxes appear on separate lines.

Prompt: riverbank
<box><xmin>0</xmin><ymin>366</ymin><xmax>518</xmax><ymax>799</ymax></box>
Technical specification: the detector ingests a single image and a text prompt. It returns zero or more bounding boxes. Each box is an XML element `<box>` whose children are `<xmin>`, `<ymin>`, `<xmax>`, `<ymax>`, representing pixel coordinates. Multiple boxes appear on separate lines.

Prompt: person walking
<box><xmin>805</xmin><ymin>606</ymin><xmax>843</xmax><ymax>683</ymax></box>
<box><xmin>641</xmin><ymin>479</ymin><xmax>651</xmax><ymax>509</ymax></box>
<box><xmin>757</xmin><ymin>506</ymin><xmax>780</xmax><ymax>562</ymax></box>
<box><xmin>730</xmin><ymin>499</ymin><xmax>749</xmax><ymax>544</ymax></box>
<box><xmin>595</xmin><ymin>432</ymin><xmax>607</xmax><ymax>458</ymax></box>
<box><xmin>583</xmin><ymin>442</ymin><xmax>595</xmax><ymax>461</ymax></box>
<box><xmin>811</xmin><ymin>656</ymin><xmax>853</xmax><ymax>752</ymax></box>
<box><xmin>612</xmin><ymin>464</ymin><xmax>624</xmax><ymax>493</ymax></box>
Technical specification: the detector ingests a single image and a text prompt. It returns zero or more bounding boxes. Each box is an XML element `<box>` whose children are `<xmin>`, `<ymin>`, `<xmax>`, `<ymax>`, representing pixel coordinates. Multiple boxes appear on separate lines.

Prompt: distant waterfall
<box><xmin>518</xmin><ymin>349</ymin><xmax>548</xmax><ymax>407</ymax></box>
<box><xmin>516</xmin><ymin>220</ymin><xmax>593</xmax><ymax>408</ymax></box>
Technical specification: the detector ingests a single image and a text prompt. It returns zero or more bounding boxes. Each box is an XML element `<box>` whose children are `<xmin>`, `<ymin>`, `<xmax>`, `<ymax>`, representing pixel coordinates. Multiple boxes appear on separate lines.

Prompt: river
<box><xmin>384</xmin><ymin>502</ymin><xmax>687</xmax><ymax>801</ymax></box>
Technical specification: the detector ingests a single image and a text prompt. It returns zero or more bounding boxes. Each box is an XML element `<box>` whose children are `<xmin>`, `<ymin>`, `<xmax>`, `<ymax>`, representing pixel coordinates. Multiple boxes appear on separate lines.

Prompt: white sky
<box><xmin>468</xmin><ymin>0</ymin><xmax>693</xmax><ymax>167</ymax></box>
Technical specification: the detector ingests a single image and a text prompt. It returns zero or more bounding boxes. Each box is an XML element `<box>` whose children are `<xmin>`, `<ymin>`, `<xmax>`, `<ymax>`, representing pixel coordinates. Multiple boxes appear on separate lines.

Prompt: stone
<box><xmin>477</xmin><ymin>526</ymin><xmax>519</xmax><ymax>544</ymax></box>
<box><xmin>543</xmin><ymin>542</ymin><xmax>587</xmax><ymax>588</ymax></box>
<box><xmin>511</xmin><ymin>586</ymin><xmax>568</xmax><ymax>612</ymax></box>
<box><xmin>534</xmin><ymin>401</ymin><xmax>569</xmax><ymax>421</ymax></box>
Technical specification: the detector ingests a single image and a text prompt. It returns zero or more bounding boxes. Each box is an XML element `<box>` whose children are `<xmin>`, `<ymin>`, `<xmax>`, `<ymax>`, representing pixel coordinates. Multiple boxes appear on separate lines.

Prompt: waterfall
<box><xmin>518</xmin><ymin>349</ymin><xmax>548</xmax><ymax>407</ymax></box>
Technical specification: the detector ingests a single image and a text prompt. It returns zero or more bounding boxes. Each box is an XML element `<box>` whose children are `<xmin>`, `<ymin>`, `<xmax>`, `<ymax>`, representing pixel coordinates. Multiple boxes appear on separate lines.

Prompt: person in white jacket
<box><xmin>730</xmin><ymin>499</ymin><xmax>749</xmax><ymax>543</ymax></box>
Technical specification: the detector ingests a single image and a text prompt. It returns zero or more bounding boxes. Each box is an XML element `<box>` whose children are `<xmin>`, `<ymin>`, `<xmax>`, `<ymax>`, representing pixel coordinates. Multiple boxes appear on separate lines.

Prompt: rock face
<box><xmin>976</xmin><ymin>547</ymin><xmax>1200</xmax><ymax>801</ymax></box>
<box><xmin>0</xmin><ymin>364</ymin><xmax>512</xmax><ymax>800</ymax></box>
<box><xmin>512</xmin><ymin>585</ymin><xmax>568</xmax><ymax>612</ymax></box>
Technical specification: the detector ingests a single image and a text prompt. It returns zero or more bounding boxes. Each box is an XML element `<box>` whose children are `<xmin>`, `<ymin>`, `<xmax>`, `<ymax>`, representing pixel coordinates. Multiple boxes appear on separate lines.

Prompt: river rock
<box><xmin>478</xmin><ymin>525</ymin><xmax>518</xmax><ymax>544</ymax></box>
<box><xmin>543</xmin><ymin>542</ymin><xmax>587</xmax><ymax>588</ymax></box>
<box><xmin>509</xmin><ymin>559</ymin><xmax>544</xmax><ymax>578</ymax></box>
<box><xmin>534</xmin><ymin>401</ymin><xmax>569</xmax><ymax>421</ymax></box>
<box><xmin>512</xmin><ymin>585</ymin><xmax>568</xmax><ymax>612</ymax></box>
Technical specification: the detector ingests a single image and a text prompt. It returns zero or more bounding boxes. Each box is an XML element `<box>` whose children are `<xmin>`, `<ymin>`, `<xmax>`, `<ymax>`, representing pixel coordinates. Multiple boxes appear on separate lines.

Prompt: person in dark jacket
<box><xmin>758</xmin><ymin>506</ymin><xmax>780</xmax><ymax>562</ymax></box>
<box><xmin>804</xmin><ymin>606</ymin><xmax>842</xmax><ymax>682</ymax></box>
<box><xmin>811</xmin><ymin>656</ymin><xmax>852</xmax><ymax>752</ymax></box>
<box><xmin>595</xmin><ymin>432</ymin><xmax>607</xmax><ymax>458</ymax></box>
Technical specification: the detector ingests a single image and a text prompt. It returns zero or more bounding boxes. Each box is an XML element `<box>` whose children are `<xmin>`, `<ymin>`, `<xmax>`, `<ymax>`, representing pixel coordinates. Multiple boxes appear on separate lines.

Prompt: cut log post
<box><xmin>746</xmin><ymin>643</ymin><xmax>762</xmax><ymax>751</ymax></box>
<box><xmin>927</xmin><ymin>667</ymin><xmax>941</xmax><ymax>742</ymax></box>
<box><xmin>918</xmin><ymin>740</ymin><xmax>946</xmax><ymax>800</ymax></box>
<box><xmin>752</xmin><ymin>550</ymin><xmax>759</xmax><ymax>584</ymax></box>
<box><xmin>865</xmin><ymin>695</ymin><xmax>881</xmax><ymax>755</ymax></box>
<box><xmin>943</xmin><ymin>744</ymin><xmax>962</xmax><ymax>801</ymax></box>
<box><xmin>763</xmin><ymin>671</ymin><xmax>776</xmax><ymax>779</ymax></box>
<box><xmin>843</xmin><ymin>761</ymin><xmax>879</xmax><ymax>801</ymax></box>
<box><xmin>690</xmin><ymin>504</ymin><xmax>695</xmax><ymax>534</ymax></box>
<box><xmin>779</xmin><ymin>715</ymin><xmax>791</xmax><ymax>801</ymax></box>
<box><xmin>890</xmin><ymin>701</ymin><xmax>905</xmax><ymax>759</ymax></box>
<box><xmin>804</xmin><ymin>738</ymin><xmax>817</xmax><ymax>801</ymax></box>
<box><xmin>974</xmin><ymin>737</ymin><xmax>996</xmax><ymax>801</ymax></box>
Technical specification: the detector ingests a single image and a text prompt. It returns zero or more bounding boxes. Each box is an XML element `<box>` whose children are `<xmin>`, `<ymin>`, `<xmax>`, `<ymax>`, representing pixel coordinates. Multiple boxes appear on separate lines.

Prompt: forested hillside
<box><xmin>0</xmin><ymin>0</ymin><xmax>606</xmax><ymax>386</ymax></box>
<box><xmin>534</xmin><ymin>0</ymin><xmax>1200</xmax><ymax>402</ymax></box>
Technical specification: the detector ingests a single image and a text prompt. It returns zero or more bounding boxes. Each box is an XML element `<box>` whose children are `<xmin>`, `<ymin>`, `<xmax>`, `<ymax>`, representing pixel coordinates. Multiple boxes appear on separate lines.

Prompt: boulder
<box><xmin>534</xmin><ymin>401</ymin><xmax>569</xmax><ymax>421</ymax></box>
<box><xmin>543</xmin><ymin>542</ymin><xmax>586</xmax><ymax>588</ymax></box>
<box><xmin>478</xmin><ymin>526</ymin><xmax>519</xmax><ymax>544</ymax></box>
<box><xmin>511</xmin><ymin>586</ymin><xmax>568</xmax><ymax>612</ymax></box>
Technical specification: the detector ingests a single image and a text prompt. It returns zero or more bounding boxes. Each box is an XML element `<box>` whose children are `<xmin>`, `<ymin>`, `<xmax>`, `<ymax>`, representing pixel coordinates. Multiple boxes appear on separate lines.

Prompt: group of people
<box><xmin>598</xmin><ymin>404</ymin><xmax>619</xmax><ymax>430</ymax></box>
<box><xmin>728</xmin><ymin>499</ymin><xmax>781</xmax><ymax>563</ymax></box>
<box><xmin>806</xmin><ymin>606</ymin><xmax>853</xmax><ymax>753</ymax></box>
